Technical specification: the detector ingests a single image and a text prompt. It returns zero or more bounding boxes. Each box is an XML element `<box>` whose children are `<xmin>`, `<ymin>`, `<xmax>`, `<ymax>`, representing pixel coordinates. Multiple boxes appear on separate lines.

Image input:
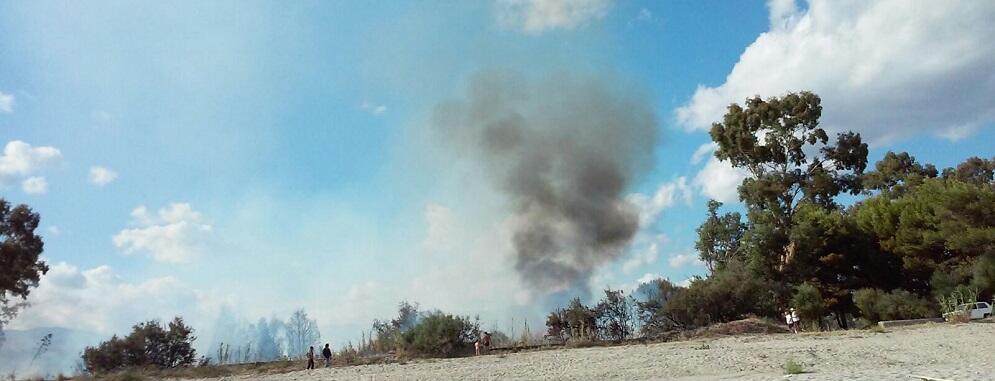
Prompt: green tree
<box><xmin>710</xmin><ymin>92</ymin><xmax>868</xmax><ymax>279</ymax></box>
<box><xmin>791</xmin><ymin>282</ymin><xmax>826</xmax><ymax>329</ymax></box>
<box><xmin>941</xmin><ymin>156</ymin><xmax>994</xmax><ymax>185</ymax></box>
<box><xmin>401</xmin><ymin>311</ymin><xmax>479</xmax><ymax>357</ymax></box>
<box><xmin>0</xmin><ymin>200</ymin><xmax>48</xmax><ymax>349</ymax></box>
<box><xmin>695</xmin><ymin>200</ymin><xmax>746</xmax><ymax>272</ymax></box>
<box><xmin>82</xmin><ymin>316</ymin><xmax>196</xmax><ymax>373</ymax></box>
<box><xmin>634</xmin><ymin>278</ymin><xmax>682</xmax><ymax>336</ymax></box>
<box><xmin>862</xmin><ymin>151</ymin><xmax>937</xmax><ymax>197</ymax></box>
<box><xmin>594</xmin><ymin>288</ymin><xmax>634</xmax><ymax>341</ymax></box>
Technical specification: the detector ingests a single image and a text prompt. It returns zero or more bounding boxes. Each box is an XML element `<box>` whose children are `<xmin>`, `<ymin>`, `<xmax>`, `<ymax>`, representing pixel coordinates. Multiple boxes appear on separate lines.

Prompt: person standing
<box><xmin>322</xmin><ymin>343</ymin><xmax>332</xmax><ymax>368</ymax></box>
<box><xmin>306</xmin><ymin>346</ymin><xmax>315</xmax><ymax>370</ymax></box>
<box><xmin>790</xmin><ymin>308</ymin><xmax>801</xmax><ymax>333</ymax></box>
<box><xmin>785</xmin><ymin>310</ymin><xmax>797</xmax><ymax>334</ymax></box>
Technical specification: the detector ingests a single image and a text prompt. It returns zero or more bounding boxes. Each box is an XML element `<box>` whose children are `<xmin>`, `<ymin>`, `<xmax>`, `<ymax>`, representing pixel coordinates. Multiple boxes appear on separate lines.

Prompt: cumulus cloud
<box><xmin>9</xmin><ymin>262</ymin><xmax>198</xmax><ymax>335</ymax></box>
<box><xmin>676</xmin><ymin>0</ymin><xmax>995</xmax><ymax>144</ymax></box>
<box><xmin>0</xmin><ymin>91</ymin><xmax>13</xmax><ymax>113</ymax></box>
<box><xmin>628</xmin><ymin>177</ymin><xmax>692</xmax><ymax>227</ymax></box>
<box><xmin>496</xmin><ymin>0</ymin><xmax>612</xmax><ymax>33</ymax></box>
<box><xmin>21</xmin><ymin>176</ymin><xmax>47</xmax><ymax>194</ymax></box>
<box><xmin>89</xmin><ymin>166</ymin><xmax>118</xmax><ymax>186</ymax></box>
<box><xmin>669</xmin><ymin>252</ymin><xmax>704</xmax><ymax>269</ymax></box>
<box><xmin>693</xmin><ymin>156</ymin><xmax>747</xmax><ymax>203</ymax></box>
<box><xmin>0</xmin><ymin>140</ymin><xmax>62</xmax><ymax>187</ymax></box>
<box><xmin>360</xmin><ymin>101</ymin><xmax>387</xmax><ymax>115</ymax></box>
<box><xmin>113</xmin><ymin>203</ymin><xmax>213</xmax><ymax>263</ymax></box>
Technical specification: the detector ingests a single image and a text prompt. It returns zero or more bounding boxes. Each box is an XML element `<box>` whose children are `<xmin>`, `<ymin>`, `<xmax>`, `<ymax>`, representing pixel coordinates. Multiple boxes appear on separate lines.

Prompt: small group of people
<box><xmin>784</xmin><ymin>307</ymin><xmax>801</xmax><ymax>333</ymax></box>
<box><xmin>473</xmin><ymin>331</ymin><xmax>492</xmax><ymax>356</ymax></box>
<box><xmin>306</xmin><ymin>343</ymin><xmax>334</xmax><ymax>370</ymax></box>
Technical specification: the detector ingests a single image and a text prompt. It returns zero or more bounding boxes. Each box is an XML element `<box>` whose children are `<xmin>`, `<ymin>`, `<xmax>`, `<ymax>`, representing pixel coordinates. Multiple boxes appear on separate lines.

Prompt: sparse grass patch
<box><xmin>782</xmin><ymin>358</ymin><xmax>804</xmax><ymax>375</ymax></box>
<box><xmin>868</xmin><ymin>324</ymin><xmax>887</xmax><ymax>333</ymax></box>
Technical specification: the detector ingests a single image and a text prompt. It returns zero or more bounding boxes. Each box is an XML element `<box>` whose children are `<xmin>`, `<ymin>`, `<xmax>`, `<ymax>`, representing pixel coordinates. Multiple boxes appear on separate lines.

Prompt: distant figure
<box><xmin>322</xmin><ymin>343</ymin><xmax>332</xmax><ymax>368</ymax></box>
<box><xmin>307</xmin><ymin>346</ymin><xmax>315</xmax><ymax>370</ymax></box>
<box><xmin>785</xmin><ymin>310</ymin><xmax>797</xmax><ymax>334</ymax></box>
<box><xmin>790</xmin><ymin>308</ymin><xmax>801</xmax><ymax>332</ymax></box>
<box><xmin>475</xmin><ymin>331</ymin><xmax>492</xmax><ymax>356</ymax></box>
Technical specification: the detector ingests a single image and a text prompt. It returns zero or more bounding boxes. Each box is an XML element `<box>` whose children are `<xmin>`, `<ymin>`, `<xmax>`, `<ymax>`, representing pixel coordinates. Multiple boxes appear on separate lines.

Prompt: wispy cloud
<box><xmin>496</xmin><ymin>0</ymin><xmax>612</xmax><ymax>33</ymax></box>
<box><xmin>89</xmin><ymin>166</ymin><xmax>118</xmax><ymax>186</ymax></box>
<box><xmin>0</xmin><ymin>91</ymin><xmax>13</xmax><ymax>113</ymax></box>
<box><xmin>360</xmin><ymin>101</ymin><xmax>387</xmax><ymax>115</ymax></box>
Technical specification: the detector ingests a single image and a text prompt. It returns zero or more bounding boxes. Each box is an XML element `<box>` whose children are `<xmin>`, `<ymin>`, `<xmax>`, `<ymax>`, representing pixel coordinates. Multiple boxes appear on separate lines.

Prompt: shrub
<box><xmin>853</xmin><ymin>288</ymin><xmax>935</xmax><ymax>322</ymax></box>
<box><xmin>782</xmin><ymin>358</ymin><xmax>804</xmax><ymax>375</ymax></box>
<box><xmin>972</xmin><ymin>254</ymin><xmax>995</xmax><ymax>297</ymax></box>
<box><xmin>82</xmin><ymin>317</ymin><xmax>196</xmax><ymax>374</ymax></box>
<box><xmin>594</xmin><ymin>288</ymin><xmax>635</xmax><ymax>341</ymax></box>
<box><xmin>401</xmin><ymin>311</ymin><xmax>479</xmax><ymax>357</ymax></box>
<box><xmin>792</xmin><ymin>282</ymin><xmax>827</xmax><ymax>329</ymax></box>
<box><xmin>634</xmin><ymin>278</ymin><xmax>682</xmax><ymax>337</ymax></box>
<box><xmin>663</xmin><ymin>261</ymin><xmax>778</xmax><ymax>329</ymax></box>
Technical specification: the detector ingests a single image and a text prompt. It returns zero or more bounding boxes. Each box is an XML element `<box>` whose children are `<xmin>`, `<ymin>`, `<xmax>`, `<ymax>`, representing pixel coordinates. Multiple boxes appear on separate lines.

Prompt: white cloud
<box><xmin>113</xmin><ymin>203</ymin><xmax>213</xmax><ymax>263</ymax></box>
<box><xmin>636</xmin><ymin>8</ymin><xmax>652</xmax><ymax>22</ymax></box>
<box><xmin>47</xmin><ymin>226</ymin><xmax>61</xmax><ymax>236</ymax></box>
<box><xmin>0</xmin><ymin>140</ymin><xmax>62</xmax><ymax>187</ymax></box>
<box><xmin>496</xmin><ymin>0</ymin><xmax>612</xmax><ymax>33</ymax></box>
<box><xmin>622</xmin><ymin>239</ymin><xmax>659</xmax><ymax>273</ymax></box>
<box><xmin>676</xmin><ymin>0</ymin><xmax>995</xmax><ymax>144</ymax></box>
<box><xmin>669</xmin><ymin>252</ymin><xmax>703</xmax><ymax>269</ymax></box>
<box><xmin>423</xmin><ymin>203</ymin><xmax>456</xmax><ymax>251</ymax></box>
<box><xmin>9</xmin><ymin>262</ymin><xmax>199</xmax><ymax>335</ymax></box>
<box><xmin>89</xmin><ymin>166</ymin><xmax>118</xmax><ymax>186</ymax></box>
<box><xmin>360</xmin><ymin>101</ymin><xmax>387</xmax><ymax>115</ymax></box>
<box><xmin>628</xmin><ymin>176</ymin><xmax>692</xmax><ymax>227</ymax></box>
<box><xmin>693</xmin><ymin>156</ymin><xmax>747</xmax><ymax>203</ymax></box>
<box><xmin>690</xmin><ymin>142</ymin><xmax>717</xmax><ymax>165</ymax></box>
<box><xmin>21</xmin><ymin>176</ymin><xmax>48</xmax><ymax>194</ymax></box>
<box><xmin>0</xmin><ymin>91</ymin><xmax>13</xmax><ymax>113</ymax></box>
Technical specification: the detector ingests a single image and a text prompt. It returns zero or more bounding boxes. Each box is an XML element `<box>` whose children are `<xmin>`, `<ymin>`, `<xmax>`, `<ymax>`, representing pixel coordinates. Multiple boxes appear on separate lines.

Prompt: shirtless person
<box><xmin>474</xmin><ymin>332</ymin><xmax>492</xmax><ymax>356</ymax></box>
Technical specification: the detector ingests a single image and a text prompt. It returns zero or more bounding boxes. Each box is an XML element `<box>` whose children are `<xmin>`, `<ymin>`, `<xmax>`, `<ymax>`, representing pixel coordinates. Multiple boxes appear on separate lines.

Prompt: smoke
<box><xmin>432</xmin><ymin>70</ymin><xmax>658</xmax><ymax>296</ymax></box>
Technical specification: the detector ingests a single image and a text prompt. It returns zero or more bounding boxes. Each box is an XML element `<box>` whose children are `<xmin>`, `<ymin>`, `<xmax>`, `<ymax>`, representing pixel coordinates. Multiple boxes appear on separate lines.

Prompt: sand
<box><xmin>197</xmin><ymin>322</ymin><xmax>995</xmax><ymax>381</ymax></box>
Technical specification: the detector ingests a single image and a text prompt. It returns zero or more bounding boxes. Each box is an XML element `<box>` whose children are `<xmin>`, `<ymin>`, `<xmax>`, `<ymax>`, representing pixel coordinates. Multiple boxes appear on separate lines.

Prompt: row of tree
<box><xmin>210</xmin><ymin>308</ymin><xmax>322</xmax><ymax>364</ymax></box>
<box><xmin>647</xmin><ymin>92</ymin><xmax>995</xmax><ymax>333</ymax></box>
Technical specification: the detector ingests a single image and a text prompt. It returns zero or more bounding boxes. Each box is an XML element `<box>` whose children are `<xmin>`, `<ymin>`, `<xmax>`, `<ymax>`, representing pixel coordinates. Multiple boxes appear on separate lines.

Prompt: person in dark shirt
<box><xmin>306</xmin><ymin>346</ymin><xmax>315</xmax><ymax>370</ymax></box>
<box><xmin>322</xmin><ymin>343</ymin><xmax>333</xmax><ymax>368</ymax></box>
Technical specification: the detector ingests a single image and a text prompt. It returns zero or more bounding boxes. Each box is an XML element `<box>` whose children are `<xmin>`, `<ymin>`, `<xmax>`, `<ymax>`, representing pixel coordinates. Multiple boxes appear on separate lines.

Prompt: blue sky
<box><xmin>3</xmin><ymin>0</ymin><xmax>994</xmax><ymax>361</ymax></box>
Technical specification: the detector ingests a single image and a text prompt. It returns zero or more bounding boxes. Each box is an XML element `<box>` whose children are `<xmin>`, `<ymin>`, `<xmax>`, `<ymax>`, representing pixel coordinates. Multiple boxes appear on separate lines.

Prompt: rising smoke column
<box><xmin>433</xmin><ymin>70</ymin><xmax>658</xmax><ymax>295</ymax></box>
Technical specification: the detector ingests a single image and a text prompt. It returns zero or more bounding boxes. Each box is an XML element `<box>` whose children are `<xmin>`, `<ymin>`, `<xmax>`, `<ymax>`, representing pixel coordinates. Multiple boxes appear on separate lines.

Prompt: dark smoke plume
<box><xmin>433</xmin><ymin>70</ymin><xmax>658</xmax><ymax>294</ymax></box>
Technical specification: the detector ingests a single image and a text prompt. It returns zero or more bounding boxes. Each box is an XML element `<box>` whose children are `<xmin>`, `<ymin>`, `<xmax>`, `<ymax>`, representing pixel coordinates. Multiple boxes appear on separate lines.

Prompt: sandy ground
<box><xmin>199</xmin><ymin>322</ymin><xmax>995</xmax><ymax>381</ymax></box>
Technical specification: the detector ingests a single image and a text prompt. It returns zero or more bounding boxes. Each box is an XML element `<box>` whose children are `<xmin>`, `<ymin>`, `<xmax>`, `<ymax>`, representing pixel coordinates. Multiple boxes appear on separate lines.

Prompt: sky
<box><xmin>2</xmin><ymin>0</ymin><xmax>995</xmax><ymax>364</ymax></box>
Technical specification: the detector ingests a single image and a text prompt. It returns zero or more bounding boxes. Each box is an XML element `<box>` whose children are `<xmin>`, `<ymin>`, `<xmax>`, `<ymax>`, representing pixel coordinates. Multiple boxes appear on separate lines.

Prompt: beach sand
<box><xmin>196</xmin><ymin>322</ymin><xmax>994</xmax><ymax>380</ymax></box>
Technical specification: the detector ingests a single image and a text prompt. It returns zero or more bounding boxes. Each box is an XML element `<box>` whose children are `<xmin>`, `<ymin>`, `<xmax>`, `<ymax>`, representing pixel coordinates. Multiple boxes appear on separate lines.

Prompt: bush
<box><xmin>401</xmin><ymin>311</ymin><xmax>479</xmax><ymax>357</ymax></box>
<box><xmin>82</xmin><ymin>317</ymin><xmax>196</xmax><ymax>374</ymax></box>
<box><xmin>792</xmin><ymin>282</ymin><xmax>827</xmax><ymax>329</ymax></box>
<box><xmin>782</xmin><ymin>358</ymin><xmax>804</xmax><ymax>375</ymax></box>
<box><xmin>663</xmin><ymin>261</ymin><xmax>778</xmax><ymax>329</ymax></box>
<box><xmin>853</xmin><ymin>288</ymin><xmax>935</xmax><ymax>322</ymax></box>
<box><xmin>972</xmin><ymin>254</ymin><xmax>995</xmax><ymax>297</ymax></box>
<box><xmin>594</xmin><ymin>289</ymin><xmax>635</xmax><ymax>341</ymax></box>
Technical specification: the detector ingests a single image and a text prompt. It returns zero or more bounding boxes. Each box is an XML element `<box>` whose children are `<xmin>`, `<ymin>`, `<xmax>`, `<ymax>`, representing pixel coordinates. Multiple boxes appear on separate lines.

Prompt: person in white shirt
<box><xmin>790</xmin><ymin>308</ymin><xmax>800</xmax><ymax>333</ymax></box>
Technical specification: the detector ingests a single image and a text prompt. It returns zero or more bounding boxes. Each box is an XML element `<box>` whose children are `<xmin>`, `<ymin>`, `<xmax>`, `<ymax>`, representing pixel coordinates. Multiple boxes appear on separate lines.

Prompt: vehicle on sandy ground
<box><xmin>942</xmin><ymin>302</ymin><xmax>993</xmax><ymax>320</ymax></box>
